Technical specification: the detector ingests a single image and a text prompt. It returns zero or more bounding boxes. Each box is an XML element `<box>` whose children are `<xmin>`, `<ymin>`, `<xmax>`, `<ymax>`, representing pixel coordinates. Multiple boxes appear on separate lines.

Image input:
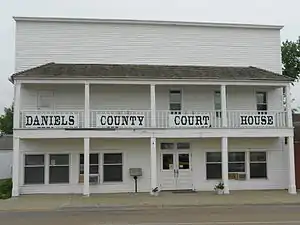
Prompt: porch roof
<box><xmin>10</xmin><ymin>62</ymin><xmax>292</xmax><ymax>82</ymax></box>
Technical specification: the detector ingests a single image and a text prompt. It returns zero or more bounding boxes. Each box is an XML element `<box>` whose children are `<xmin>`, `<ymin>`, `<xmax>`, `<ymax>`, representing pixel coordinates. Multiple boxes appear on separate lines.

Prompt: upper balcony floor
<box><xmin>17</xmin><ymin>83</ymin><xmax>288</xmax><ymax>130</ymax></box>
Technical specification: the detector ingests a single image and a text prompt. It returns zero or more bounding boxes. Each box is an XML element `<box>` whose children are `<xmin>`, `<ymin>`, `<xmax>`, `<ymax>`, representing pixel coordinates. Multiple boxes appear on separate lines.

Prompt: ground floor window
<box><xmin>103</xmin><ymin>153</ymin><xmax>123</xmax><ymax>182</ymax></box>
<box><xmin>49</xmin><ymin>154</ymin><xmax>69</xmax><ymax>184</ymax></box>
<box><xmin>206</xmin><ymin>152</ymin><xmax>222</xmax><ymax>179</ymax></box>
<box><xmin>250</xmin><ymin>152</ymin><xmax>267</xmax><ymax>178</ymax></box>
<box><xmin>228</xmin><ymin>152</ymin><xmax>245</xmax><ymax>173</ymax></box>
<box><xmin>205</xmin><ymin>151</ymin><xmax>267</xmax><ymax>180</ymax></box>
<box><xmin>79</xmin><ymin>153</ymin><xmax>99</xmax><ymax>175</ymax></box>
<box><xmin>24</xmin><ymin>155</ymin><xmax>45</xmax><ymax>184</ymax></box>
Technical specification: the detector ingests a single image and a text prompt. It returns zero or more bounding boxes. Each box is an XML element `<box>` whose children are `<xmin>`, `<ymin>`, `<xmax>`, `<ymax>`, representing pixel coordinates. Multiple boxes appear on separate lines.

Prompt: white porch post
<box><xmin>150</xmin><ymin>137</ymin><xmax>158</xmax><ymax>194</ymax></box>
<box><xmin>12</xmin><ymin>137</ymin><xmax>20</xmax><ymax>197</ymax></box>
<box><xmin>286</xmin><ymin>84</ymin><xmax>293</xmax><ymax>128</ymax></box>
<box><xmin>285</xmin><ymin>84</ymin><xmax>296</xmax><ymax>194</ymax></box>
<box><xmin>12</xmin><ymin>81</ymin><xmax>21</xmax><ymax>197</ymax></box>
<box><xmin>85</xmin><ymin>82</ymin><xmax>90</xmax><ymax>128</ymax></box>
<box><xmin>288</xmin><ymin>136</ymin><xmax>297</xmax><ymax>194</ymax></box>
<box><xmin>221</xmin><ymin>137</ymin><xmax>230</xmax><ymax>194</ymax></box>
<box><xmin>221</xmin><ymin>85</ymin><xmax>227</xmax><ymax>127</ymax></box>
<box><xmin>83</xmin><ymin>138</ymin><xmax>90</xmax><ymax>196</ymax></box>
<box><xmin>150</xmin><ymin>84</ymin><xmax>156</xmax><ymax>128</ymax></box>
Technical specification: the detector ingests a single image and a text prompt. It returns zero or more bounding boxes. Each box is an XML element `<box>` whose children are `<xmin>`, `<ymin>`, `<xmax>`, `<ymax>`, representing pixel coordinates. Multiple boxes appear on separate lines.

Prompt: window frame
<box><xmin>214</xmin><ymin>91</ymin><xmax>222</xmax><ymax>118</ymax></box>
<box><xmin>24</xmin><ymin>154</ymin><xmax>45</xmax><ymax>185</ymax></box>
<box><xmin>205</xmin><ymin>152</ymin><xmax>222</xmax><ymax>180</ymax></box>
<box><xmin>102</xmin><ymin>152</ymin><xmax>123</xmax><ymax>183</ymax></box>
<box><xmin>256</xmin><ymin>91</ymin><xmax>268</xmax><ymax>111</ymax></box>
<box><xmin>249</xmin><ymin>151</ymin><xmax>267</xmax><ymax>179</ymax></box>
<box><xmin>49</xmin><ymin>153</ymin><xmax>70</xmax><ymax>184</ymax></box>
<box><xmin>169</xmin><ymin>89</ymin><xmax>182</xmax><ymax>113</ymax></box>
<box><xmin>228</xmin><ymin>152</ymin><xmax>246</xmax><ymax>173</ymax></box>
<box><xmin>37</xmin><ymin>90</ymin><xmax>54</xmax><ymax>110</ymax></box>
<box><xmin>79</xmin><ymin>153</ymin><xmax>100</xmax><ymax>175</ymax></box>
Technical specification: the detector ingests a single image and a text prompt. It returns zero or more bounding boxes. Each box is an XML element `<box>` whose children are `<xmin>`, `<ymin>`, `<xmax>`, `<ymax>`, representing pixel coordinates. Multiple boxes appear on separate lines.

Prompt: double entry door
<box><xmin>160</xmin><ymin>151</ymin><xmax>193</xmax><ymax>190</ymax></box>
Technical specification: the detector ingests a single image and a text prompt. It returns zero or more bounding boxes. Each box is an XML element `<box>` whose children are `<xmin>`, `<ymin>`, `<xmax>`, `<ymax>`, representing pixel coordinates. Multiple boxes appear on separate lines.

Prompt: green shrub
<box><xmin>0</xmin><ymin>179</ymin><xmax>12</xmax><ymax>199</ymax></box>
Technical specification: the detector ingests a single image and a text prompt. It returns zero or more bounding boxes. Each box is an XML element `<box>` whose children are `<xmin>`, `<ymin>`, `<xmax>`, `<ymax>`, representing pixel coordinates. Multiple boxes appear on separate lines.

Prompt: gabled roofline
<box><xmin>13</xmin><ymin>16</ymin><xmax>284</xmax><ymax>30</ymax></box>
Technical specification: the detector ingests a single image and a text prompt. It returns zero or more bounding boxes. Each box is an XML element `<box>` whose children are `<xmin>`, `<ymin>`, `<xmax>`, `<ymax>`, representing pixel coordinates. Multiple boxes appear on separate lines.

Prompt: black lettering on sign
<box><xmin>181</xmin><ymin>116</ymin><xmax>187</xmax><ymax>125</ymax></box>
<box><xmin>240</xmin><ymin>115</ymin><xmax>274</xmax><ymax>126</ymax></box>
<box><xmin>247</xmin><ymin>116</ymin><xmax>254</xmax><ymax>125</ymax></box>
<box><xmin>69</xmin><ymin>115</ymin><xmax>75</xmax><ymax>125</ymax></box>
<box><xmin>174</xmin><ymin>116</ymin><xmax>180</xmax><ymax>125</ymax></box>
<box><xmin>101</xmin><ymin>116</ymin><xmax>106</xmax><ymax>125</ymax></box>
<box><xmin>61</xmin><ymin>116</ymin><xmax>68</xmax><ymax>126</ymax></box>
<box><xmin>172</xmin><ymin>115</ymin><xmax>210</xmax><ymax>127</ymax></box>
<box><xmin>202</xmin><ymin>116</ymin><xmax>210</xmax><ymax>126</ymax></box>
<box><xmin>33</xmin><ymin>116</ymin><xmax>40</xmax><ymax>126</ymax></box>
<box><xmin>187</xmin><ymin>116</ymin><xmax>194</xmax><ymax>126</ymax></box>
<box><xmin>107</xmin><ymin>116</ymin><xmax>113</xmax><ymax>126</ymax></box>
<box><xmin>195</xmin><ymin>116</ymin><xmax>202</xmax><ymax>125</ymax></box>
<box><xmin>114</xmin><ymin>116</ymin><xmax>121</xmax><ymax>126</ymax></box>
<box><xmin>25</xmin><ymin>116</ymin><xmax>33</xmax><ymax>126</ymax></box>
<box><xmin>40</xmin><ymin>116</ymin><xmax>48</xmax><ymax>126</ymax></box>
<box><xmin>137</xmin><ymin>116</ymin><xmax>144</xmax><ymax>126</ymax></box>
<box><xmin>129</xmin><ymin>116</ymin><xmax>137</xmax><ymax>126</ymax></box>
<box><xmin>122</xmin><ymin>116</ymin><xmax>129</xmax><ymax>126</ymax></box>
<box><xmin>267</xmin><ymin>116</ymin><xmax>274</xmax><ymax>125</ymax></box>
<box><xmin>49</xmin><ymin>116</ymin><xmax>54</xmax><ymax>126</ymax></box>
<box><xmin>254</xmin><ymin>116</ymin><xmax>260</xmax><ymax>125</ymax></box>
<box><xmin>261</xmin><ymin>116</ymin><xmax>267</xmax><ymax>125</ymax></box>
<box><xmin>240</xmin><ymin>116</ymin><xmax>247</xmax><ymax>125</ymax></box>
<box><xmin>54</xmin><ymin>116</ymin><xmax>60</xmax><ymax>126</ymax></box>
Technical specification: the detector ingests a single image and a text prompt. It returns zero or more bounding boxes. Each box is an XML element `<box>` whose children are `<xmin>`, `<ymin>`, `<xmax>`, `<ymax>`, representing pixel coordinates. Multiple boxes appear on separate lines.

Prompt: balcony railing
<box><xmin>20</xmin><ymin>110</ymin><xmax>288</xmax><ymax>129</ymax></box>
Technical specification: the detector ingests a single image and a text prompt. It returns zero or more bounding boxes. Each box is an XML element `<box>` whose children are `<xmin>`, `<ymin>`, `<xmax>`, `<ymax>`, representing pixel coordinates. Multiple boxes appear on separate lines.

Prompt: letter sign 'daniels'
<box><xmin>24</xmin><ymin>113</ymin><xmax>79</xmax><ymax>128</ymax></box>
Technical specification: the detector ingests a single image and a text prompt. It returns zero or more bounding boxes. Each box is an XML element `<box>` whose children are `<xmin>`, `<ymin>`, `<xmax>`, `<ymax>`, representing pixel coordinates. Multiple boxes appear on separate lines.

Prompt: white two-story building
<box><xmin>10</xmin><ymin>16</ymin><xmax>297</xmax><ymax>197</ymax></box>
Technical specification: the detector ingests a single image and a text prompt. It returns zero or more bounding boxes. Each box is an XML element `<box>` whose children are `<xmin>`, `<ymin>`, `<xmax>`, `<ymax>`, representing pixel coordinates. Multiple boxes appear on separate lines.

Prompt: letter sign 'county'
<box><xmin>169</xmin><ymin>113</ymin><xmax>210</xmax><ymax>128</ymax></box>
<box><xmin>96</xmin><ymin>114</ymin><xmax>145</xmax><ymax>128</ymax></box>
<box><xmin>24</xmin><ymin>113</ymin><xmax>79</xmax><ymax>128</ymax></box>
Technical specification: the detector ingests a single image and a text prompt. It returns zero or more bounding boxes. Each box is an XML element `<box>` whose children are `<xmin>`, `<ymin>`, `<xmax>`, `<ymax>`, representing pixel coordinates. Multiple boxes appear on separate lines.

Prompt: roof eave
<box><xmin>13</xmin><ymin>16</ymin><xmax>284</xmax><ymax>30</ymax></box>
<box><xmin>12</xmin><ymin>76</ymin><xmax>292</xmax><ymax>84</ymax></box>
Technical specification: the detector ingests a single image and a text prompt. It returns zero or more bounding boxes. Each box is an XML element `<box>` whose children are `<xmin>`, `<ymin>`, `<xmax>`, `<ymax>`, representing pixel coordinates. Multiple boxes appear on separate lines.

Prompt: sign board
<box><xmin>168</xmin><ymin>113</ymin><xmax>210</xmax><ymax>128</ymax></box>
<box><xmin>239</xmin><ymin>114</ymin><xmax>275</xmax><ymax>127</ymax></box>
<box><xmin>96</xmin><ymin>114</ymin><xmax>145</xmax><ymax>128</ymax></box>
<box><xmin>24</xmin><ymin>113</ymin><xmax>79</xmax><ymax>128</ymax></box>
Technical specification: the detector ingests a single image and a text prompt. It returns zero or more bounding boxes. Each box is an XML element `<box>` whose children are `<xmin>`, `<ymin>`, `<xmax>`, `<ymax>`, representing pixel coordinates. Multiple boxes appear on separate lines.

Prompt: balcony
<box><xmin>20</xmin><ymin>110</ymin><xmax>288</xmax><ymax>129</ymax></box>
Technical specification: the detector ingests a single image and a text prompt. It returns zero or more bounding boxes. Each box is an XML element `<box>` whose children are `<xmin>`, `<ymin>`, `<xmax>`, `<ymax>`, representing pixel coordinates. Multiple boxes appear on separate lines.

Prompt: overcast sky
<box><xmin>1</xmin><ymin>0</ymin><xmax>300</xmax><ymax>113</ymax></box>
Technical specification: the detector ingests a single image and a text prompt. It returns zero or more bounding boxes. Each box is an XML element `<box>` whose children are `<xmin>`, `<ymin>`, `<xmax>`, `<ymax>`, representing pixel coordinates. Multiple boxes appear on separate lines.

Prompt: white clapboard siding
<box><xmin>15</xmin><ymin>20</ymin><xmax>281</xmax><ymax>74</ymax></box>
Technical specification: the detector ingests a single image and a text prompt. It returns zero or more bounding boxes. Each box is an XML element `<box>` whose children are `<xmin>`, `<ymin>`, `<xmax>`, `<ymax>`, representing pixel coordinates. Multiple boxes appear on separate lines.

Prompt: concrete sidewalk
<box><xmin>0</xmin><ymin>190</ymin><xmax>299</xmax><ymax>212</ymax></box>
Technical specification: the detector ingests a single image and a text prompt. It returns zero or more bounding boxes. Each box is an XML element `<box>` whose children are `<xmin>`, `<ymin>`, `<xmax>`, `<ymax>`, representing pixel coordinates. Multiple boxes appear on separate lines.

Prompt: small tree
<box><xmin>282</xmin><ymin>36</ymin><xmax>300</xmax><ymax>82</ymax></box>
<box><xmin>0</xmin><ymin>104</ymin><xmax>13</xmax><ymax>134</ymax></box>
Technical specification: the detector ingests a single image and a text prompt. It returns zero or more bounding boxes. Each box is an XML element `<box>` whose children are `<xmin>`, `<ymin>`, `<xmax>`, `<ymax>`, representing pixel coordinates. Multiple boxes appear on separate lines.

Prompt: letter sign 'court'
<box><xmin>169</xmin><ymin>114</ymin><xmax>210</xmax><ymax>128</ymax></box>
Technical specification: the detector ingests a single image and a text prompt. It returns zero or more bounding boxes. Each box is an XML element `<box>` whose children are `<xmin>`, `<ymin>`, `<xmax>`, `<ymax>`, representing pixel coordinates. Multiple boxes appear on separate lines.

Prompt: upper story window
<box><xmin>169</xmin><ymin>90</ymin><xmax>182</xmax><ymax>112</ymax></box>
<box><xmin>256</xmin><ymin>92</ymin><xmax>267</xmax><ymax>111</ymax></box>
<box><xmin>37</xmin><ymin>91</ymin><xmax>54</xmax><ymax>109</ymax></box>
<box><xmin>214</xmin><ymin>91</ymin><xmax>221</xmax><ymax>117</ymax></box>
